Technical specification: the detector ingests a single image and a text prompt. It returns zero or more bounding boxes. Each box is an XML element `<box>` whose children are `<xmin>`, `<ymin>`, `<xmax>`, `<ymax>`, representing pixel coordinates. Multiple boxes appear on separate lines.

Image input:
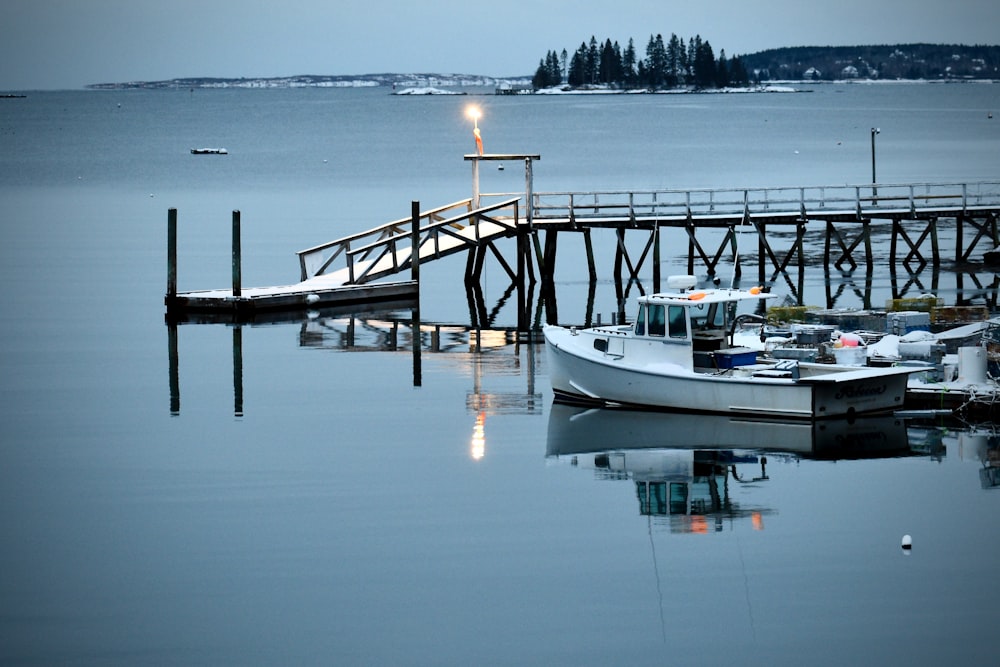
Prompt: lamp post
<box><xmin>870</xmin><ymin>127</ymin><xmax>880</xmax><ymax>204</ymax></box>
<box><xmin>466</xmin><ymin>106</ymin><xmax>482</xmax><ymax>208</ymax></box>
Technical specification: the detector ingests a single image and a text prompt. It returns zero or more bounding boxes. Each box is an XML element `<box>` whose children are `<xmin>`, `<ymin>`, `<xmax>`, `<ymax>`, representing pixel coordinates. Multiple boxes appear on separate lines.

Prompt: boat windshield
<box><xmin>690</xmin><ymin>301</ymin><xmax>732</xmax><ymax>332</ymax></box>
<box><xmin>636</xmin><ymin>303</ymin><xmax>688</xmax><ymax>339</ymax></box>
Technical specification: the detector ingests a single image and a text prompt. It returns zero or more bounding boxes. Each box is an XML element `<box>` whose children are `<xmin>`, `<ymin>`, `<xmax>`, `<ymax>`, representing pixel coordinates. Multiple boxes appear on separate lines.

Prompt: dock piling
<box><xmin>167</xmin><ymin>208</ymin><xmax>177</xmax><ymax>299</ymax></box>
<box><xmin>411</xmin><ymin>201</ymin><xmax>420</xmax><ymax>286</ymax></box>
<box><xmin>232</xmin><ymin>210</ymin><xmax>241</xmax><ymax>298</ymax></box>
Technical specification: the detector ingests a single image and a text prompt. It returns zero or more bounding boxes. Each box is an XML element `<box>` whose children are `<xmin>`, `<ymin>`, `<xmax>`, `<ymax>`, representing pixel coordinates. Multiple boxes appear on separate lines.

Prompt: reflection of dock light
<box><xmin>471</xmin><ymin>411</ymin><xmax>486</xmax><ymax>460</ymax></box>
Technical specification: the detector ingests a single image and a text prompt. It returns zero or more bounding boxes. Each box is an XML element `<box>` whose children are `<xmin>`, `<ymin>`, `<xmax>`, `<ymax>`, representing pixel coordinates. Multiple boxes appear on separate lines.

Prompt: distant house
<box><xmin>841</xmin><ymin>65</ymin><xmax>860</xmax><ymax>78</ymax></box>
<box><xmin>803</xmin><ymin>67</ymin><xmax>822</xmax><ymax>80</ymax></box>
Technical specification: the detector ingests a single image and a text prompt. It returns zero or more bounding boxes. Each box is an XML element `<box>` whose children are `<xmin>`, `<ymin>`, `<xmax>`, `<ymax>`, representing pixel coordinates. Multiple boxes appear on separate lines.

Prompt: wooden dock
<box><xmin>165</xmin><ymin>153</ymin><xmax>1000</xmax><ymax>328</ymax></box>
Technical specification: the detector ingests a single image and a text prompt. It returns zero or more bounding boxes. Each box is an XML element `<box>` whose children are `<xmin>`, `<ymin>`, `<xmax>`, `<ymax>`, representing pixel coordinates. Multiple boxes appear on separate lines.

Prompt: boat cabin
<box><xmin>631</xmin><ymin>275</ymin><xmax>770</xmax><ymax>370</ymax></box>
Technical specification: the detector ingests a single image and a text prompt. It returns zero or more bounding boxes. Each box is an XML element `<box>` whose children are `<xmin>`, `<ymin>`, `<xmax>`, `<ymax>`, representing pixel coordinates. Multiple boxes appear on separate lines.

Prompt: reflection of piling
<box><xmin>411</xmin><ymin>306</ymin><xmax>422</xmax><ymax>387</ymax></box>
<box><xmin>168</xmin><ymin>322</ymin><xmax>179</xmax><ymax>415</ymax></box>
<box><xmin>233</xmin><ymin>326</ymin><xmax>244</xmax><ymax>417</ymax></box>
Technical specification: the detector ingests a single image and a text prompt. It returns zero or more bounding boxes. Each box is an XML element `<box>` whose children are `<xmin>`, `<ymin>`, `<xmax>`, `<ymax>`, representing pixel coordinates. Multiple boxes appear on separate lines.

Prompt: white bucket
<box><xmin>832</xmin><ymin>346</ymin><xmax>866</xmax><ymax>366</ymax></box>
<box><xmin>957</xmin><ymin>346</ymin><xmax>988</xmax><ymax>385</ymax></box>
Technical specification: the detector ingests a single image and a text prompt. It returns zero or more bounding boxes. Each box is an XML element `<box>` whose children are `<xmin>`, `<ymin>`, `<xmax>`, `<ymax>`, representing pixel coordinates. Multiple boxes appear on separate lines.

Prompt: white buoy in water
<box><xmin>901</xmin><ymin>534</ymin><xmax>912</xmax><ymax>550</ymax></box>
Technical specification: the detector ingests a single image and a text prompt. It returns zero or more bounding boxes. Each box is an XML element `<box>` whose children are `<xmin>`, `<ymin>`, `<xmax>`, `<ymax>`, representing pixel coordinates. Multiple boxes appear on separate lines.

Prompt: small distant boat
<box><xmin>543</xmin><ymin>274</ymin><xmax>916</xmax><ymax>419</ymax></box>
<box><xmin>190</xmin><ymin>147</ymin><xmax>228</xmax><ymax>155</ymax></box>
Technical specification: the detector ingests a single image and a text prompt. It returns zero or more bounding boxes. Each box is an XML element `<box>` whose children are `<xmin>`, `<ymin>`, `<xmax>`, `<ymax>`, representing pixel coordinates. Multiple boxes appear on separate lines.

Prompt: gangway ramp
<box><xmin>297</xmin><ymin>197</ymin><xmax>522</xmax><ymax>285</ymax></box>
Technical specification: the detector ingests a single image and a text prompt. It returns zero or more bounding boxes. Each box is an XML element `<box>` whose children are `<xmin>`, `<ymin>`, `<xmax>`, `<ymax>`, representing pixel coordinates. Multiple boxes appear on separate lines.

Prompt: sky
<box><xmin>2</xmin><ymin>0</ymin><xmax>999</xmax><ymax>90</ymax></box>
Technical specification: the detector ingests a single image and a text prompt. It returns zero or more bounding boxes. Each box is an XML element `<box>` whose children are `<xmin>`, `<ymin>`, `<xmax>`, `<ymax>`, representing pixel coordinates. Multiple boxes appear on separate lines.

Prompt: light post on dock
<box><xmin>871</xmin><ymin>127</ymin><xmax>880</xmax><ymax>204</ymax></box>
<box><xmin>467</xmin><ymin>106</ymin><xmax>483</xmax><ymax>207</ymax></box>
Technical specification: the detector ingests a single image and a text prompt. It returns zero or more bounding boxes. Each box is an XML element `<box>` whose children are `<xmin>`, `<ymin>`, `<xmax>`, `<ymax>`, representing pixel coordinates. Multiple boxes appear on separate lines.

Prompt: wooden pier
<box><xmin>165</xmin><ymin>152</ymin><xmax>1000</xmax><ymax>329</ymax></box>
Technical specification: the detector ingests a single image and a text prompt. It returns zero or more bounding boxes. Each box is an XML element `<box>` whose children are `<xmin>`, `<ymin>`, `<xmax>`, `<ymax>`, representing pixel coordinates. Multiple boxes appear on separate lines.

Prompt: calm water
<box><xmin>1</xmin><ymin>84</ymin><xmax>999</xmax><ymax>665</ymax></box>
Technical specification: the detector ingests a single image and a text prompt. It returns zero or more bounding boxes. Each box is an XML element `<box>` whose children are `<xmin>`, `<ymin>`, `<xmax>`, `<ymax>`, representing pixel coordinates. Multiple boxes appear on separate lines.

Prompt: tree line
<box><xmin>532</xmin><ymin>34</ymin><xmax>751</xmax><ymax>90</ymax></box>
<box><xmin>741</xmin><ymin>44</ymin><xmax>1000</xmax><ymax>81</ymax></box>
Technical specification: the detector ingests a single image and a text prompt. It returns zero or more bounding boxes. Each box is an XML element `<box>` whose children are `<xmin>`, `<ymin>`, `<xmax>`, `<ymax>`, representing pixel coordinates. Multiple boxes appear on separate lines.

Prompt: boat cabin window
<box><xmin>648</xmin><ymin>305</ymin><xmax>665</xmax><ymax>337</ymax></box>
<box><xmin>668</xmin><ymin>305</ymin><xmax>687</xmax><ymax>339</ymax></box>
<box><xmin>640</xmin><ymin>303</ymin><xmax>691</xmax><ymax>339</ymax></box>
<box><xmin>691</xmin><ymin>302</ymin><xmax>727</xmax><ymax>330</ymax></box>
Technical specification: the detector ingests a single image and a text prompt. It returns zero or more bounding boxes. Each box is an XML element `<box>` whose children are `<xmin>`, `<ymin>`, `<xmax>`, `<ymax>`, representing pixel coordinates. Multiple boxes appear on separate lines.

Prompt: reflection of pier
<box><xmin>167</xmin><ymin>303</ymin><xmax>542</xmax><ymax>418</ymax></box>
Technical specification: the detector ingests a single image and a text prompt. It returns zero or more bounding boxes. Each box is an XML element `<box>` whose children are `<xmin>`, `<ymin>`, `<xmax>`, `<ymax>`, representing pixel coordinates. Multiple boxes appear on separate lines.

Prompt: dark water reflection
<box><xmin>546</xmin><ymin>404</ymin><xmax>1000</xmax><ymax>534</ymax></box>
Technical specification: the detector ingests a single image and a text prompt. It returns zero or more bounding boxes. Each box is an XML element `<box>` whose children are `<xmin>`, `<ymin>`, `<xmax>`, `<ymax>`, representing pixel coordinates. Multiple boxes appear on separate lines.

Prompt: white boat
<box><xmin>190</xmin><ymin>147</ymin><xmax>228</xmax><ymax>154</ymax></box>
<box><xmin>543</xmin><ymin>275</ymin><xmax>916</xmax><ymax>419</ymax></box>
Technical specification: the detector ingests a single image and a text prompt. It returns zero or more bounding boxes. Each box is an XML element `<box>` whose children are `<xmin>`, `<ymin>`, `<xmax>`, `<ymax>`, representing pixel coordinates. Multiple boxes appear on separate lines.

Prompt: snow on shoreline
<box><xmin>391</xmin><ymin>86</ymin><xmax>466</xmax><ymax>95</ymax></box>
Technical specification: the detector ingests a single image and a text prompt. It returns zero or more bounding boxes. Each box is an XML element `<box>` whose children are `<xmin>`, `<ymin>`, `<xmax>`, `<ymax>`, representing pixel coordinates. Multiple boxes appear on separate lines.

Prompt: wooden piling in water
<box><xmin>167</xmin><ymin>208</ymin><xmax>177</xmax><ymax>299</ymax></box>
<box><xmin>232</xmin><ymin>210</ymin><xmax>241</xmax><ymax>298</ymax></box>
<box><xmin>410</xmin><ymin>201</ymin><xmax>420</xmax><ymax>286</ymax></box>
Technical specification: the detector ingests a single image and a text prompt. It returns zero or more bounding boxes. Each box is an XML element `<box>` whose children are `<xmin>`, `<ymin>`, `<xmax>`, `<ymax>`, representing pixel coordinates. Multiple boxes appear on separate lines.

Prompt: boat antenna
<box><xmin>731</xmin><ymin>190</ymin><xmax>752</xmax><ymax>290</ymax></box>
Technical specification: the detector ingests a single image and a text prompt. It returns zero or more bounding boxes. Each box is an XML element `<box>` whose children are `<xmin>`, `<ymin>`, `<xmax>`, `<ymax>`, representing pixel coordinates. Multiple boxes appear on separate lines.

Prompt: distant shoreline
<box><xmin>85</xmin><ymin>75</ymin><xmax>999</xmax><ymax>93</ymax></box>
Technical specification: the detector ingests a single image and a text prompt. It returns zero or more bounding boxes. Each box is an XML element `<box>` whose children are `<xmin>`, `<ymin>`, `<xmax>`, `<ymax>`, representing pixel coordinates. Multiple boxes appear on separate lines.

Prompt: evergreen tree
<box><xmin>688</xmin><ymin>37</ymin><xmax>697</xmax><ymax>82</ymax></box>
<box><xmin>692</xmin><ymin>37</ymin><xmax>716</xmax><ymax>88</ymax></box>
<box><xmin>587</xmin><ymin>36</ymin><xmax>600</xmax><ymax>84</ymax></box>
<box><xmin>666</xmin><ymin>33</ymin><xmax>684</xmax><ymax>87</ymax></box>
<box><xmin>599</xmin><ymin>39</ymin><xmax>623</xmax><ymax>85</ymax></box>
<box><xmin>567</xmin><ymin>43</ymin><xmax>587</xmax><ymax>86</ymax></box>
<box><xmin>532</xmin><ymin>58</ymin><xmax>549</xmax><ymax>89</ymax></box>
<box><xmin>546</xmin><ymin>50</ymin><xmax>562</xmax><ymax>84</ymax></box>
<box><xmin>728</xmin><ymin>55</ymin><xmax>750</xmax><ymax>86</ymax></box>
<box><xmin>715</xmin><ymin>49</ymin><xmax>729</xmax><ymax>87</ymax></box>
<box><xmin>622</xmin><ymin>38</ymin><xmax>638</xmax><ymax>88</ymax></box>
<box><xmin>645</xmin><ymin>33</ymin><xmax>668</xmax><ymax>88</ymax></box>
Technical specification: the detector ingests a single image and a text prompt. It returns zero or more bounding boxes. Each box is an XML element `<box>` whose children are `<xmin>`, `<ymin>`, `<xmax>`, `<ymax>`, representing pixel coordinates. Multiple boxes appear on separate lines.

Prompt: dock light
<box><xmin>466</xmin><ymin>105</ymin><xmax>481</xmax><ymax>128</ymax></box>
<box><xmin>467</xmin><ymin>105</ymin><xmax>484</xmax><ymax>155</ymax></box>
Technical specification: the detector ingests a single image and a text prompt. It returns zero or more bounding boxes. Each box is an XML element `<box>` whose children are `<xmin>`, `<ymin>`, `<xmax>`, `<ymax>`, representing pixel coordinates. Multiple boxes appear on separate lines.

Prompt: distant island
<box><xmin>531</xmin><ymin>39</ymin><xmax>1000</xmax><ymax>91</ymax></box>
<box><xmin>87</xmin><ymin>73</ymin><xmax>529</xmax><ymax>90</ymax></box>
<box><xmin>87</xmin><ymin>43</ymin><xmax>999</xmax><ymax>91</ymax></box>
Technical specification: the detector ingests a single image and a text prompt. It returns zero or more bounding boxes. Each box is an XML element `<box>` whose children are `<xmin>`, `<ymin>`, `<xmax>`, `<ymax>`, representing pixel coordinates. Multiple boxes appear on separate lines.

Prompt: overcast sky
<box><xmin>2</xmin><ymin>0</ymin><xmax>998</xmax><ymax>90</ymax></box>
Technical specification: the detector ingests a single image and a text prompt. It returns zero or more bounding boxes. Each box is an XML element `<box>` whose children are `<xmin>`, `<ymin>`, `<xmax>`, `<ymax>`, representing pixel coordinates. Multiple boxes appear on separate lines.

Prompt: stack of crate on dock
<box><xmin>886</xmin><ymin>311</ymin><xmax>931</xmax><ymax>336</ymax></box>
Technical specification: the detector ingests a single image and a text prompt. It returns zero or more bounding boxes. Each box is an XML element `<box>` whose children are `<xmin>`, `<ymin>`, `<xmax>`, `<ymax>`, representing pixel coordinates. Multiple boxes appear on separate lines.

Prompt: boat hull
<box><xmin>544</xmin><ymin>325</ymin><xmax>911</xmax><ymax>418</ymax></box>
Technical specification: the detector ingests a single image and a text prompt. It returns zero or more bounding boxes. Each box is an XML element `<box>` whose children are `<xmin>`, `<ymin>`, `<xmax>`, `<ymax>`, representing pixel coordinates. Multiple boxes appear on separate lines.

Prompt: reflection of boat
<box><xmin>543</xmin><ymin>275</ymin><xmax>914</xmax><ymax>418</ymax></box>
<box><xmin>546</xmin><ymin>403</ymin><xmax>914</xmax><ymax>461</ymax></box>
<box><xmin>190</xmin><ymin>147</ymin><xmax>228</xmax><ymax>154</ymax></box>
<box><xmin>547</xmin><ymin>404</ymin><xmax>916</xmax><ymax>533</ymax></box>
<box><xmin>907</xmin><ymin>421</ymin><xmax>1000</xmax><ymax>489</ymax></box>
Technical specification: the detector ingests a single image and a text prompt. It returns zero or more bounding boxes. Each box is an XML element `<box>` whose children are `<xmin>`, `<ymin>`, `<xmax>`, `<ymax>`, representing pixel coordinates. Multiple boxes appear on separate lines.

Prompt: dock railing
<box><xmin>297</xmin><ymin>181</ymin><xmax>1000</xmax><ymax>285</ymax></box>
<box><xmin>297</xmin><ymin>197</ymin><xmax>521</xmax><ymax>284</ymax></box>
<box><xmin>518</xmin><ymin>181</ymin><xmax>1000</xmax><ymax>224</ymax></box>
